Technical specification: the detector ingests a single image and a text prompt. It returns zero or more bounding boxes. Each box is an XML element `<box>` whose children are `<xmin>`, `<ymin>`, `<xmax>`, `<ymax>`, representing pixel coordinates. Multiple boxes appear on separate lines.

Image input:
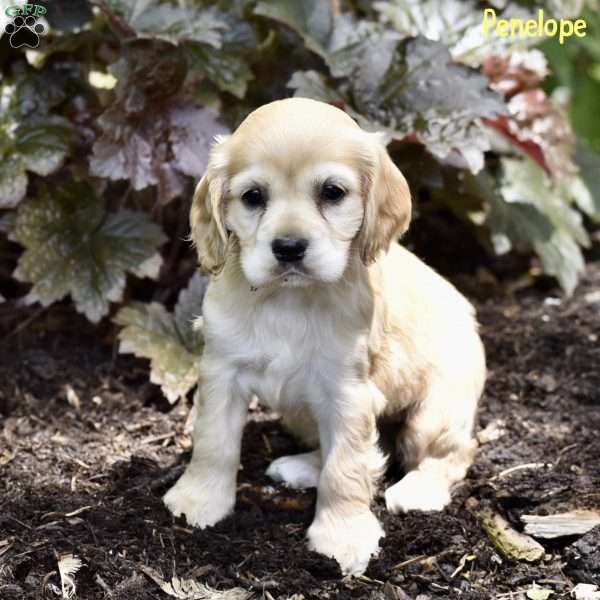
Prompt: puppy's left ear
<box><xmin>358</xmin><ymin>141</ymin><xmax>412</xmax><ymax>265</ymax></box>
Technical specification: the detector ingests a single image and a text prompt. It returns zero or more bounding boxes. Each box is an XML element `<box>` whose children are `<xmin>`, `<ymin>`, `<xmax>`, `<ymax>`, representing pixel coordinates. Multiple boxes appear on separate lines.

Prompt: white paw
<box><xmin>385</xmin><ymin>470</ymin><xmax>451</xmax><ymax>513</ymax></box>
<box><xmin>307</xmin><ymin>510</ymin><xmax>384</xmax><ymax>576</ymax></box>
<box><xmin>163</xmin><ymin>471</ymin><xmax>235</xmax><ymax>528</ymax></box>
<box><xmin>266</xmin><ymin>451</ymin><xmax>321</xmax><ymax>489</ymax></box>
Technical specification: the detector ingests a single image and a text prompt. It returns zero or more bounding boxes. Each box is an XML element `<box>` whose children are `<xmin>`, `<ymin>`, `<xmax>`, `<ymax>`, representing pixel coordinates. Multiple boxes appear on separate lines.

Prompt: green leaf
<box><xmin>184</xmin><ymin>43</ymin><xmax>253</xmax><ymax>99</ymax></box>
<box><xmin>112</xmin><ymin>0</ymin><xmax>228</xmax><ymax>46</ymax></box>
<box><xmin>374</xmin><ymin>0</ymin><xmax>538</xmax><ymax>66</ymax></box>
<box><xmin>256</xmin><ymin>1</ymin><xmax>398</xmax><ymax>83</ymax></box>
<box><xmin>388</xmin><ymin>37</ymin><xmax>505</xmax><ymax>119</ymax></box>
<box><xmin>114</xmin><ymin>272</ymin><xmax>207</xmax><ymax>402</ymax></box>
<box><xmin>0</xmin><ymin>157</ymin><xmax>27</xmax><ymax>209</ymax></box>
<box><xmin>254</xmin><ymin>0</ymin><xmax>333</xmax><ymax>58</ymax></box>
<box><xmin>501</xmin><ymin>157</ymin><xmax>589</xmax><ymax>247</ymax></box>
<box><xmin>15</xmin><ymin>117</ymin><xmax>73</xmax><ymax>176</ymax></box>
<box><xmin>0</xmin><ymin>78</ymin><xmax>73</xmax><ymax>208</ymax></box>
<box><xmin>287</xmin><ymin>70</ymin><xmax>346</xmax><ymax>104</ymax></box>
<box><xmin>498</xmin><ymin>157</ymin><xmax>588</xmax><ymax>294</ymax></box>
<box><xmin>12</xmin><ymin>182</ymin><xmax>166</xmax><ymax>323</ymax></box>
<box><xmin>575</xmin><ymin>144</ymin><xmax>600</xmax><ymax>222</ymax></box>
<box><xmin>290</xmin><ymin>36</ymin><xmax>506</xmax><ymax>173</ymax></box>
<box><xmin>276</xmin><ymin>0</ymin><xmax>505</xmax><ymax>170</ymax></box>
<box><xmin>37</xmin><ymin>0</ymin><xmax>93</xmax><ymax>32</ymax></box>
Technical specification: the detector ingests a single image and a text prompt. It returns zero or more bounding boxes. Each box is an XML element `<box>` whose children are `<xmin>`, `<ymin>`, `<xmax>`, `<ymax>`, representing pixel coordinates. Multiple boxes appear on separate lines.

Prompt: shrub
<box><xmin>1</xmin><ymin>0</ymin><xmax>598</xmax><ymax>400</ymax></box>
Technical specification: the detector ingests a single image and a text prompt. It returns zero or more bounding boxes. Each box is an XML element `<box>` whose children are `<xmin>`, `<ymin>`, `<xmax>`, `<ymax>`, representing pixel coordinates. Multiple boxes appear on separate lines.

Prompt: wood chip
<box><xmin>477</xmin><ymin>419</ymin><xmax>506</xmax><ymax>444</ymax></box>
<box><xmin>522</xmin><ymin>511</ymin><xmax>600</xmax><ymax>539</ymax></box>
<box><xmin>476</xmin><ymin>510</ymin><xmax>545</xmax><ymax>562</ymax></box>
<box><xmin>64</xmin><ymin>384</ymin><xmax>81</xmax><ymax>411</ymax></box>
<box><xmin>383</xmin><ymin>581</ymin><xmax>414</xmax><ymax>600</ymax></box>
<box><xmin>572</xmin><ymin>583</ymin><xmax>600</xmax><ymax>600</ymax></box>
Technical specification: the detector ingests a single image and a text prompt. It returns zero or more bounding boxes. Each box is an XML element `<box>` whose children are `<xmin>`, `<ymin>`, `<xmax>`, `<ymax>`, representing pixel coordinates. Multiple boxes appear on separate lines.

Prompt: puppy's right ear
<box><xmin>189</xmin><ymin>136</ymin><xmax>230</xmax><ymax>275</ymax></box>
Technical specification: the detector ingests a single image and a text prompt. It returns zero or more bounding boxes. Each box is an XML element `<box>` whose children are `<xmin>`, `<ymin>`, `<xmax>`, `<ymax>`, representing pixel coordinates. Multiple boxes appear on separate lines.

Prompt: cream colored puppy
<box><xmin>164</xmin><ymin>98</ymin><xmax>486</xmax><ymax>575</ymax></box>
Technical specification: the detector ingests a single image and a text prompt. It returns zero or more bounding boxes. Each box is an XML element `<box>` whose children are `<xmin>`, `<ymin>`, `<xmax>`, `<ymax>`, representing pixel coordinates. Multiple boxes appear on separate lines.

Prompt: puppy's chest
<box><xmin>207</xmin><ymin>291</ymin><xmax>365</xmax><ymax>409</ymax></box>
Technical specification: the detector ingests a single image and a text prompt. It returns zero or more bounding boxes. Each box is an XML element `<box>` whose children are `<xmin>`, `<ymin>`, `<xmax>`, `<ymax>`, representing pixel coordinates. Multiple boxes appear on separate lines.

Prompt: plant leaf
<box><xmin>526</xmin><ymin>584</ymin><xmax>553</xmax><ymax>600</ymax></box>
<box><xmin>90</xmin><ymin>100</ymin><xmax>226</xmax><ymax>203</ymax></box>
<box><xmin>287</xmin><ymin>70</ymin><xmax>345</xmax><ymax>104</ymax></box>
<box><xmin>114</xmin><ymin>272</ymin><xmax>208</xmax><ymax>402</ymax></box>
<box><xmin>89</xmin><ymin>44</ymin><xmax>228</xmax><ymax>203</ymax></box>
<box><xmin>290</xmin><ymin>35</ymin><xmax>506</xmax><ymax>173</ymax></box>
<box><xmin>575</xmin><ymin>144</ymin><xmax>600</xmax><ymax>221</ymax></box>
<box><xmin>139</xmin><ymin>565</ymin><xmax>252</xmax><ymax>600</ymax></box>
<box><xmin>184</xmin><ymin>43</ymin><xmax>254</xmax><ymax>99</ymax></box>
<box><xmin>254</xmin><ymin>0</ymin><xmax>333</xmax><ymax>57</ymax></box>
<box><xmin>37</xmin><ymin>0</ymin><xmax>93</xmax><ymax>32</ymax></box>
<box><xmin>0</xmin><ymin>157</ymin><xmax>28</xmax><ymax>209</ymax></box>
<box><xmin>374</xmin><ymin>0</ymin><xmax>539</xmax><ymax>66</ymax></box>
<box><xmin>12</xmin><ymin>181</ymin><xmax>166</xmax><ymax>322</ymax></box>
<box><xmin>0</xmin><ymin>76</ymin><xmax>73</xmax><ymax>208</ymax></box>
<box><xmin>15</xmin><ymin>116</ymin><xmax>73</xmax><ymax>176</ymax></box>
<box><xmin>498</xmin><ymin>157</ymin><xmax>588</xmax><ymax>294</ymax></box>
<box><xmin>57</xmin><ymin>553</ymin><xmax>82</xmax><ymax>600</ymax></box>
<box><xmin>111</xmin><ymin>0</ymin><xmax>228</xmax><ymax>46</ymax></box>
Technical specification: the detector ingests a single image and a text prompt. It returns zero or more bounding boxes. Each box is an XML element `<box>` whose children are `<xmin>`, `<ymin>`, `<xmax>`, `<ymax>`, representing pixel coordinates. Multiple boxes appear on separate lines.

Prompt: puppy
<box><xmin>164</xmin><ymin>98</ymin><xmax>486</xmax><ymax>575</ymax></box>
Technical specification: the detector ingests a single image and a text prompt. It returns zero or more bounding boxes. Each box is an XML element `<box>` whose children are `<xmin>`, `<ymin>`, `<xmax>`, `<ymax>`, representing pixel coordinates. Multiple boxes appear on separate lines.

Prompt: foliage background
<box><xmin>1</xmin><ymin>0</ymin><xmax>599</xmax><ymax>401</ymax></box>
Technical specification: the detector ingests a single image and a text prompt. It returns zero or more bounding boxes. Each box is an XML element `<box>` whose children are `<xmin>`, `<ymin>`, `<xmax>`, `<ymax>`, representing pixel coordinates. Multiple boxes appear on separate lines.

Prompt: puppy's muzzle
<box><xmin>271</xmin><ymin>236</ymin><xmax>308</xmax><ymax>264</ymax></box>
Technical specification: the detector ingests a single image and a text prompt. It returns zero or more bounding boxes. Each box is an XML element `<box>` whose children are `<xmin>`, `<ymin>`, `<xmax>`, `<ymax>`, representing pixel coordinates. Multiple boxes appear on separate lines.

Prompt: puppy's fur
<box><xmin>164</xmin><ymin>98</ymin><xmax>486</xmax><ymax>575</ymax></box>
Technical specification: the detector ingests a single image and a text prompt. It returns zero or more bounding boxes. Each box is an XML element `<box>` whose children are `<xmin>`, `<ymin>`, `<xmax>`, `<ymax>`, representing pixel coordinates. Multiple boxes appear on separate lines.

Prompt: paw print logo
<box><xmin>4</xmin><ymin>14</ymin><xmax>47</xmax><ymax>48</ymax></box>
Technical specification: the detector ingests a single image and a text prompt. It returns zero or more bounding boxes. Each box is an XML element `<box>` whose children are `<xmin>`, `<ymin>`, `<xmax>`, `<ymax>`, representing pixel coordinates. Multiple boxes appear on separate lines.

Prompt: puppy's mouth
<box><xmin>273</xmin><ymin>265</ymin><xmax>315</xmax><ymax>286</ymax></box>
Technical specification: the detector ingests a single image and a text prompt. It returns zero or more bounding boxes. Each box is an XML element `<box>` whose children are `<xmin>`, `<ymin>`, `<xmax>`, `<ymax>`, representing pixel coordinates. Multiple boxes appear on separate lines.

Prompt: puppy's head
<box><xmin>190</xmin><ymin>98</ymin><xmax>411</xmax><ymax>287</ymax></box>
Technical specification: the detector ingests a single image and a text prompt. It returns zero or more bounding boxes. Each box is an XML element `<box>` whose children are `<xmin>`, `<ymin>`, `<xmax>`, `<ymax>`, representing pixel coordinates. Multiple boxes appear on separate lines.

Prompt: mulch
<box><xmin>0</xmin><ymin>259</ymin><xmax>599</xmax><ymax>600</ymax></box>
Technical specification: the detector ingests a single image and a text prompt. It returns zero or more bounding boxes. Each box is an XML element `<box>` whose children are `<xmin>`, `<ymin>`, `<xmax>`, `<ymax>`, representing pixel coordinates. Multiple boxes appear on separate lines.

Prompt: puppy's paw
<box><xmin>307</xmin><ymin>510</ymin><xmax>383</xmax><ymax>576</ymax></box>
<box><xmin>266</xmin><ymin>451</ymin><xmax>321</xmax><ymax>489</ymax></box>
<box><xmin>163</xmin><ymin>472</ymin><xmax>234</xmax><ymax>528</ymax></box>
<box><xmin>385</xmin><ymin>470</ymin><xmax>451</xmax><ymax>513</ymax></box>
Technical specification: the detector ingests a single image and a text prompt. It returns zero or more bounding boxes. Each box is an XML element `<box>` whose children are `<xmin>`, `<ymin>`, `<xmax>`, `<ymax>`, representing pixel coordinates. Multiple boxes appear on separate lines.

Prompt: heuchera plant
<box><xmin>0</xmin><ymin>0</ymin><xmax>598</xmax><ymax>401</ymax></box>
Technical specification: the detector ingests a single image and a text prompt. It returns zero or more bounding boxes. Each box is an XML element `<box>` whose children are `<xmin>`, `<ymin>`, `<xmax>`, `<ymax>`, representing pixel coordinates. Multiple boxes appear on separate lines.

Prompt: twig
<box><xmin>3</xmin><ymin>306</ymin><xmax>47</xmax><ymax>341</ymax></box>
<box><xmin>41</xmin><ymin>505</ymin><xmax>94</xmax><ymax>521</ymax></box>
<box><xmin>0</xmin><ymin>542</ymin><xmax>13</xmax><ymax>558</ymax></box>
<box><xmin>262</xmin><ymin>433</ymin><xmax>272</xmax><ymax>456</ymax></box>
<box><xmin>95</xmin><ymin>574</ymin><xmax>114</xmax><ymax>597</ymax></box>
<box><xmin>391</xmin><ymin>554</ymin><xmax>428</xmax><ymax>570</ymax></box>
<box><xmin>140</xmin><ymin>432</ymin><xmax>175</xmax><ymax>445</ymax></box>
<box><xmin>357</xmin><ymin>574</ymin><xmax>385</xmax><ymax>585</ymax></box>
<box><xmin>7</xmin><ymin>516</ymin><xmax>32</xmax><ymax>530</ymax></box>
<box><xmin>491</xmin><ymin>462</ymin><xmax>551</xmax><ymax>481</ymax></box>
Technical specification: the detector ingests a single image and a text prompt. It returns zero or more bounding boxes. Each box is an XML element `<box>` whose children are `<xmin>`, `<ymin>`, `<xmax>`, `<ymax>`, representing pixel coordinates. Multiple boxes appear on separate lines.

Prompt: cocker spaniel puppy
<box><xmin>164</xmin><ymin>98</ymin><xmax>486</xmax><ymax>575</ymax></box>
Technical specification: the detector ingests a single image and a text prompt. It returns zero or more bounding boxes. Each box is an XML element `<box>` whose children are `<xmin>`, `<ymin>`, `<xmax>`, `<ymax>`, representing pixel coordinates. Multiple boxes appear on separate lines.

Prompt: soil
<box><xmin>0</xmin><ymin>259</ymin><xmax>599</xmax><ymax>600</ymax></box>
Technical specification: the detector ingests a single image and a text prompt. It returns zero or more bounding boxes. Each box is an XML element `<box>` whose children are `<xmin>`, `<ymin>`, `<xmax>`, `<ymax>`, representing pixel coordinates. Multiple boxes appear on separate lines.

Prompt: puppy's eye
<box><xmin>321</xmin><ymin>183</ymin><xmax>346</xmax><ymax>203</ymax></box>
<box><xmin>241</xmin><ymin>188</ymin><xmax>265</xmax><ymax>209</ymax></box>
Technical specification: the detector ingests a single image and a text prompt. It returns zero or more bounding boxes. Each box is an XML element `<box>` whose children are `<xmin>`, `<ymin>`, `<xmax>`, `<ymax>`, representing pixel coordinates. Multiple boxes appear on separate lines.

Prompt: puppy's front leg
<box><xmin>307</xmin><ymin>384</ymin><xmax>386</xmax><ymax>576</ymax></box>
<box><xmin>163</xmin><ymin>360</ymin><xmax>246</xmax><ymax>528</ymax></box>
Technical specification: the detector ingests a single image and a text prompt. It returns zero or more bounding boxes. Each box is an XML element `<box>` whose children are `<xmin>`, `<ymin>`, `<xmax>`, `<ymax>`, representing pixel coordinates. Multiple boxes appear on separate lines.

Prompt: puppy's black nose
<box><xmin>272</xmin><ymin>236</ymin><xmax>308</xmax><ymax>263</ymax></box>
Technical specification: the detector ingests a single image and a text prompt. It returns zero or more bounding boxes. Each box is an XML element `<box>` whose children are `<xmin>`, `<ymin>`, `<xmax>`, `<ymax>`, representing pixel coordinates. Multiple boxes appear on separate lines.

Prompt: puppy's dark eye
<box><xmin>321</xmin><ymin>183</ymin><xmax>346</xmax><ymax>203</ymax></box>
<box><xmin>241</xmin><ymin>188</ymin><xmax>265</xmax><ymax>208</ymax></box>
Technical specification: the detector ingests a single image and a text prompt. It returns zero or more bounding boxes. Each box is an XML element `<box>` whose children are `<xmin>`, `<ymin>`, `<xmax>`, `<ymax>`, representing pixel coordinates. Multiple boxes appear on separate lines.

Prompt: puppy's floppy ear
<box><xmin>189</xmin><ymin>136</ymin><xmax>230</xmax><ymax>275</ymax></box>
<box><xmin>357</xmin><ymin>139</ymin><xmax>412</xmax><ymax>265</ymax></box>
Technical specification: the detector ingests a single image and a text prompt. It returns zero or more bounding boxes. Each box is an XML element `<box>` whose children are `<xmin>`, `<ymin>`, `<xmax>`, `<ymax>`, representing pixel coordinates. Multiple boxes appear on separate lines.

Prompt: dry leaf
<box><xmin>57</xmin><ymin>553</ymin><xmax>82</xmax><ymax>599</ymax></box>
<box><xmin>139</xmin><ymin>565</ymin><xmax>252</xmax><ymax>600</ymax></box>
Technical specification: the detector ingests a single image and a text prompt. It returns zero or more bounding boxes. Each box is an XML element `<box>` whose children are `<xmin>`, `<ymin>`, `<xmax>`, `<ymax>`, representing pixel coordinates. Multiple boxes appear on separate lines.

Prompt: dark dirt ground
<box><xmin>1</xmin><ymin>255</ymin><xmax>599</xmax><ymax>600</ymax></box>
